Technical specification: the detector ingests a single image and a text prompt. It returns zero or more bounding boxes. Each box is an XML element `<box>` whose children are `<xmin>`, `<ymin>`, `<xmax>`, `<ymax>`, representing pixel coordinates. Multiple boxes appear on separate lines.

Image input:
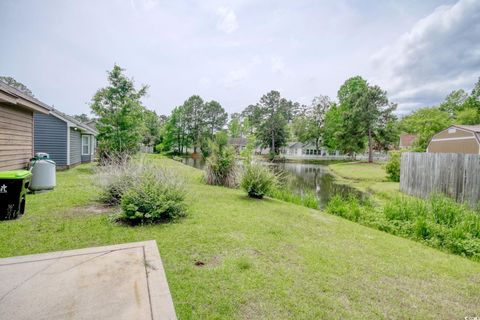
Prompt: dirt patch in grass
<box><xmin>65</xmin><ymin>204</ymin><xmax>116</xmax><ymax>217</ymax></box>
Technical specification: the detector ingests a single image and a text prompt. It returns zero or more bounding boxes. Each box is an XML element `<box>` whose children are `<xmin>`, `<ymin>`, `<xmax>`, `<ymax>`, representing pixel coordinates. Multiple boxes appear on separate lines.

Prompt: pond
<box><xmin>180</xmin><ymin>157</ymin><xmax>363</xmax><ymax>208</ymax></box>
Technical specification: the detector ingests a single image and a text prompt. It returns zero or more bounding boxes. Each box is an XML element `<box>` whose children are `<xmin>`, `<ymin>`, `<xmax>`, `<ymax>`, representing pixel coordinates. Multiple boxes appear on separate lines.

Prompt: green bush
<box><xmin>241</xmin><ymin>163</ymin><xmax>278</xmax><ymax>199</ymax></box>
<box><xmin>204</xmin><ymin>132</ymin><xmax>238</xmax><ymax>188</ymax></box>
<box><xmin>94</xmin><ymin>158</ymin><xmax>137</xmax><ymax>205</ymax></box>
<box><xmin>385</xmin><ymin>151</ymin><xmax>401</xmax><ymax>182</ymax></box>
<box><xmin>120</xmin><ymin>171</ymin><xmax>187</xmax><ymax>224</ymax></box>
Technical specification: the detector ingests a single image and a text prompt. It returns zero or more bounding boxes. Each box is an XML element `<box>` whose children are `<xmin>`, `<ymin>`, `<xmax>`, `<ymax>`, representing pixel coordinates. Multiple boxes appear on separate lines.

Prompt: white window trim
<box><xmin>82</xmin><ymin>135</ymin><xmax>91</xmax><ymax>156</ymax></box>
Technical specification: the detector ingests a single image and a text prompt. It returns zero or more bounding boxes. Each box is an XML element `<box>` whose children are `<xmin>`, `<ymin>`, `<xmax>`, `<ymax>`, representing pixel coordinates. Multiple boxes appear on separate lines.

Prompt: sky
<box><xmin>0</xmin><ymin>0</ymin><xmax>479</xmax><ymax>117</ymax></box>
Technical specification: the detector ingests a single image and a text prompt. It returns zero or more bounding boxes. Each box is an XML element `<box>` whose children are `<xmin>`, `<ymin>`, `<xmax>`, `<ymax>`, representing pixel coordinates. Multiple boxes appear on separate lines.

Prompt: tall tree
<box><xmin>0</xmin><ymin>76</ymin><xmax>34</xmax><ymax>97</ymax></box>
<box><xmin>255</xmin><ymin>91</ymin><xmax>292</xmax><ymax>155</ymax></box>
<box><xmin>183</xmin><ymin>95</ymin><xmax>205</xmax><ymax>154</ymax></box>
<box><xmin>292</xmin><ymin>96</ymin><xmax>331</xmax><ymax>152</ymax></box>
<box><xmin>203</xmin><ymin>100</ymin><xmax>228</xmax><ymax>136</ymax></box>
<box><xmin>90</xmin><ymin>65</ymin><xmax>147</xmax><ymax>159</ymax></box>
<box><xmin>142</xmin><ymin>109</ymin><xmax>162</xmax><ymax>147</ymax></box>
<box><xmin>337</xmin><ymin>76</ymin><xmax>397</xmax><ymax>162</ymax></box>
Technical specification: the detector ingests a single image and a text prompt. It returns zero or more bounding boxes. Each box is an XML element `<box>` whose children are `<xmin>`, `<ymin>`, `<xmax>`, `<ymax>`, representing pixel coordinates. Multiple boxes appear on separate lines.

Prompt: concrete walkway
<box><xmin>0</xmin><ymin>241</ymin><xmax>176</xmax><ymax>320</ymax></box>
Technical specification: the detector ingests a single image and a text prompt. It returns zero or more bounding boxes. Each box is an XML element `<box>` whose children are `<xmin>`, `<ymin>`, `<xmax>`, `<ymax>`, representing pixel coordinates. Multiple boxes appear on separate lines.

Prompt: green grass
<box><xmin>329</xmin><ymin>162</ymin><xmax>388</xmax><ymax>182</ymax></box>
<box><xmin>329</xmin><ymin>161</ymin><xmax>401</xmax><ymax>203</ymax></box>
<box><xmin>0</xmin><ymin>156</ymin><xmax>479</xmax><ymax>319</ymax></box>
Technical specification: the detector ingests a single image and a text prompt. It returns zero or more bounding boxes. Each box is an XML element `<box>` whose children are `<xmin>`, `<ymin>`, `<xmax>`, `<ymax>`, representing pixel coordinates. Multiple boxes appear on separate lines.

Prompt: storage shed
<box><xmin>34</xmin><ymin>108</ymin><xmax>98</xmax><ymax>169</ymax></box>
<box><xmin>427</xmin><ymin>125</ymin><xmax>480</xmax><ymax>154</ymax></box>
<box><xmin>0</xmin><ymin>81</ymin><xmax>51</xmax><ymax>170</ymax></box>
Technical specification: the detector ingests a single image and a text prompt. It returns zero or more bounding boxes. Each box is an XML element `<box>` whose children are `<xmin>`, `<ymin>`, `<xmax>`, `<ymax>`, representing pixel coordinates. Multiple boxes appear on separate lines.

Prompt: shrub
<box><xmin>94</xmin><ymin>157</ymin><xmax>137</xmax><ymax>205</ymax></box>
<box><xmin>385</xmin><ymin>151</ymin><xmax>401</xmax><ymax>182</ymax></box>
<box><xmin>204</xmin><ymin>132</ymin><xmax>238</xmax><ymax>188</ymax></box>
<box><xmin>120</xmin><ymin>171</ymin><xmax>187</xmax><ymax>224</ymax></box>
<box><xmin>241</xmin><ymin>163</ymin><xmax>278</xmax><ymax>199</ymax></box>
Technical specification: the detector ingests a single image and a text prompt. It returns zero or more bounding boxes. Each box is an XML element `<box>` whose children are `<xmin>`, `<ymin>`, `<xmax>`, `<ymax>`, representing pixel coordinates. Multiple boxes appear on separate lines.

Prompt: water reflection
<box><xmin>180</xmin><ymin>157</ymin><xmax>362</xmax><ymax>208</ymax></box>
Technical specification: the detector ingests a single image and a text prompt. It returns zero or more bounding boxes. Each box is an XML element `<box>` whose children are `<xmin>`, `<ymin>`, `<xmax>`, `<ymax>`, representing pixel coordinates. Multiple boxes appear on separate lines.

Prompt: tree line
<box><xmin>5</xmin><ymin>65</ymin><xmax>475</xmax><ymax>163</ymax></box>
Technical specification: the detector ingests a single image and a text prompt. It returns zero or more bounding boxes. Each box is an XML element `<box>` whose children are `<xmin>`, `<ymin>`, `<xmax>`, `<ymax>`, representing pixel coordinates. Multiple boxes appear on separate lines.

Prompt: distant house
<box><xmin>228</xmin><ymin>137</ymin><xmax>247</xmax><ymax>153</ymax></box>
<box><xmin>282</xmin><ymin>142</ymin><xmax>303</xmax><ymax>156</ymax></box>
<box><xmin>0</xmin><ymin>81</ymin><xmax>51</xmax><ymax>170</ymax></box>
<box><xmin>34</xmin><ymin>108</ymin><xmax>98</xmax><ymax>169</ymax></box>
<box><xmin>427</xmin><ymin>125</ymin><xmax>480</xmax><ymax>155</ymax></box>
<box><xmin>281</xmin><ymin>142</ymin><xmax>338</xmax><ymax>157</ymax></box>
<box><xmin>399</xmin><ymin>134</ymin><xmax>417</xmax><ymax>149</ymax></box>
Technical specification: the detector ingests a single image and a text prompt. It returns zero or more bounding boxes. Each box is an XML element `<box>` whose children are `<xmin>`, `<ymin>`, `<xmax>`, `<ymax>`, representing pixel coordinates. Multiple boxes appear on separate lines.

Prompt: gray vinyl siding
<box><xmin>70</xmin><ymin>128</ymin><xmax>81</xmax><ymax>165</ymax></box>
<box><xmin>33</xmin><ymin>113</ymin><xmax>68</xmax><ymax>166</ymax></box>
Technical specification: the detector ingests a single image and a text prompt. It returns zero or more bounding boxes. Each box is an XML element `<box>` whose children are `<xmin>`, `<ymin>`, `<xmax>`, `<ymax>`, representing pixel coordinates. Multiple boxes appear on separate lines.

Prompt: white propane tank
<box><xmin>30</xmin><ymin>159</ymin><xmax>56</xmax><ymax>191</ymax></box>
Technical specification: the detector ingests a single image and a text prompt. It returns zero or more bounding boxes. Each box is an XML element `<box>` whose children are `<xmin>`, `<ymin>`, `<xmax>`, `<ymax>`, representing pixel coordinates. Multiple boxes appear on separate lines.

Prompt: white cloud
<box><xmin>216</xmin><ymin>7</ymin><xmax>239</xmax><ymax>34</ymax></box>
<box><xmin>372</xmin><ymin>0</ymin><xmax>480</xmax><ymax>113</ymax></box>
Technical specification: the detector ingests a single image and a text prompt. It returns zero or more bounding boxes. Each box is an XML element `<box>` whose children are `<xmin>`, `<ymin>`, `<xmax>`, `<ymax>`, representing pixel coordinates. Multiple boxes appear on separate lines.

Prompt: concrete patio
<box><xmin>0</xmin><ymin>241</ymin><xmax>176</xmax><ymax>320</ymax></box>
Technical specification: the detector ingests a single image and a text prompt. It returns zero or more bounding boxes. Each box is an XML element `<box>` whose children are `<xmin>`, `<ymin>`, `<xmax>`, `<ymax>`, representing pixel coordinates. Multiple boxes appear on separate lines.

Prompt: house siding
<box><xmin>33</xmin><ymin>113</ymin><xmax>68</xmax><ymax>166</ymax></box>
<box><xmin>69</xmin><ymin>128</ymin><xmax>81</xmax><ymax>165</ymax></box>
<box><xmin>0</xmin><ymin>103</ymin><xmax>33</xmax><ymax>170</ymax></box>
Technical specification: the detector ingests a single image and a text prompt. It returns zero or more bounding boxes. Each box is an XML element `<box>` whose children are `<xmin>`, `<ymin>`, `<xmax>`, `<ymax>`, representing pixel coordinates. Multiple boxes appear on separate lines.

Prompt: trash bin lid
<box><xmin>0</xmin><ymin>170</ymin><xmax>32</xmax><ymax>179</ymax></box>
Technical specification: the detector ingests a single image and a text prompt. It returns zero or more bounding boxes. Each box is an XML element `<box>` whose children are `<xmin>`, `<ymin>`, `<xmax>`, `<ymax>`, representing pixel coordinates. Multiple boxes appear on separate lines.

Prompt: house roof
<box><xmin>452</xmin><ymin>125</ymin><xmax>480</xmax><ymax>145</ymax></box>
<box><xmin>399</xmin><ymin>134</ymin><xmax>417</xmax><ymax>148</ymax></box>
<box><xmin>453</xmin><ymin>124</ymin><xmax>480</xmax><ymax>132</ymax></box>
<box><xmin>228</xmin><ymin>137</ymin><xmax>247</xmax><ymax>146</ymax></box>
<box><xmin>0</xmin><ymin>81</ymin><xmax>51</xmax><ymax>114</ymax></box>
<box><xmin>286</xmin><ymin>142</ymin><xmax>303</xmax><ymax>148</ymax></box>
<box><xmin>49</xmin><ymin>108</ymin><xmax>98</xmax><ymax>135</ymax></box>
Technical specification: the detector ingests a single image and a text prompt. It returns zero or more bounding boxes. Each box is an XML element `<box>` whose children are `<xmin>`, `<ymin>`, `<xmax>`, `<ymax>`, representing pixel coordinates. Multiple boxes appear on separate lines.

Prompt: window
<box><xmin>82</xmin><ymin>135</ymin><xmax>90</xmax><ymax>155</ymax></box>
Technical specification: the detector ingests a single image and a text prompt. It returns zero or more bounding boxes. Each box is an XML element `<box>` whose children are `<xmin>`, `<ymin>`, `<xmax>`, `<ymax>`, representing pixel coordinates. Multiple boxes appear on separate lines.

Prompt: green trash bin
<box><xmin>0</xmin><ymin>170</ymin><xmax>32</xmax><ymax>220</ymax></box>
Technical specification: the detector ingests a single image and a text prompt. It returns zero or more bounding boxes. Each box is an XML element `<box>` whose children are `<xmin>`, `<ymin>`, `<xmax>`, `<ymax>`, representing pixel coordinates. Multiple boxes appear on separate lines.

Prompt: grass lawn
<box><xmin>329</xmin><ymin>162</ymin><xmax>401</xmax><ymax>202</ymax></box>
<box><xmin>1</xmin><ymin>156</ymin><xmax>479</xmax><ymax>319</ymax></box>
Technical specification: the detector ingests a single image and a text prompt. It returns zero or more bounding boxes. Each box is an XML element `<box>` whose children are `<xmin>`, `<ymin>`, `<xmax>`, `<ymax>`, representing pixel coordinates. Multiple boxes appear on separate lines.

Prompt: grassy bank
<box><xmin>328</xmin><ymin>161</ymin><xmax>480</xmax><ymax>260</ymax></box>
<box><xmin>329</xmin><ymin>162</ymin><xmax>401</xmax><ymax>202</ymax></box>
<box><xmin>0</xmin><ymin>157</ymin><xmax>479</xmax><ymax>318</ymax></box>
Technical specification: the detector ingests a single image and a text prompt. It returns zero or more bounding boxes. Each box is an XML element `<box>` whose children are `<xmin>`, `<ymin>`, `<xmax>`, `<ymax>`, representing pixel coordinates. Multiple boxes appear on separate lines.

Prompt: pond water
<box><xmin>180</xmin><ymin>157</ymin><xmax>363</xmax><ymax>208</ymax></box>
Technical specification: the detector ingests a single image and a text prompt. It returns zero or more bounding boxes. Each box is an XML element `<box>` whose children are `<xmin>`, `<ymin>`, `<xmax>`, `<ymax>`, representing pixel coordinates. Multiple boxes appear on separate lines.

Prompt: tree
<box><xmin>228</xmin><ymin>113</ymin><xmax>242</xmax><ymax>138</ymax></box>
<box><xmin>456</xmin><ymin>108</ymin><xmax>480</xmax><ymax>125</ymax></box>
<box><xmin>203</xmin><ymin>100</ymin><xmax>228</xmax><ymax>136</ymax></box>
<box><xmin>255</xmin><ymin>91</ymin><xmax>292</xmax><ymax>155</ymax></box>
<box><xmin>439</xmin><ymin>89</ymin><xmax>469</xmax><ymax>116</ymax></box>
<box><xmin>399</xmin><ymin>107</ymin><xmax>452</xmax><ymax>151</ymax></box>
<box><xmin>0</xmin><ymin>76</ymin><xmax>34</xmax><ymax>97</ymax></box>
<box><xmin>142</xmin><ymin>109</ymin><xmax>163</xmax><ymax>147</ymax></box>
<box><xmin>183</xmin><ymin>95</ymin><xmax>205</xmax><ymax>154</ymax></box>
<box><xmin>322</xmin><ymin>103</ymin><xmax>342</xmax><ymax>151</ymax></box>
<box><xmin>90</xmin><ymin>65</ymin><xmax>147</xmax><ymax>159</ymax></box>
<box><xmin>292</xmin><ymin>96</ymin><xmax>331</xmax><ymax>152</ymax></box>
<box><xmin>73</xmin><ymin>113</ymin><xmax>90</xmax><ymax>123</ymax></box>
<box><xmin>336</xmin><ymin>76</ymin><xmax>397</xmax><ymax>162</ymax></box>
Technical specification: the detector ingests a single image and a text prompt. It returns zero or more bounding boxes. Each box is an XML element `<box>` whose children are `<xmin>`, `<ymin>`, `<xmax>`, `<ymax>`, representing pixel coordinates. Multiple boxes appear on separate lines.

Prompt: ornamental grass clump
<box><xmin>204</xmin><ymin>132</ymin><xmax>239</xmax><ymax>188</ymax></box>
<box><xmin>94</xmin><ymin>156</ymin><xmax>138</xmax><ymax>205</ymax></box>
<box><xmin>241</xmin><ymin>162</ymin><xmax>278</xmax><ymax>199</ymax></box>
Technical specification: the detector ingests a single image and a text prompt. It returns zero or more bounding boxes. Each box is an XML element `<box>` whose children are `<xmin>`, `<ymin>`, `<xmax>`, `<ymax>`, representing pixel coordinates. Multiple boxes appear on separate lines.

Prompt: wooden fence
<box><xmin>400</xmin><ymin>152</ymin><xmax>480</xmax><ymax>207</ymax></box>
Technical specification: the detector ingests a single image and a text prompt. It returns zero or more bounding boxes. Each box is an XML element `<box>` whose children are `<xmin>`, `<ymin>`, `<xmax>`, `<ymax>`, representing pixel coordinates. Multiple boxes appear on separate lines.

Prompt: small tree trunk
<box><xmin>368</xmin><ymin>128</ymin><xmax>373</xmax><ymax>163</ymax></box>
<box><xmin>271</xmin><ymin>131</ymin><xmax>275</xmax><ymax>155</ymax></box>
